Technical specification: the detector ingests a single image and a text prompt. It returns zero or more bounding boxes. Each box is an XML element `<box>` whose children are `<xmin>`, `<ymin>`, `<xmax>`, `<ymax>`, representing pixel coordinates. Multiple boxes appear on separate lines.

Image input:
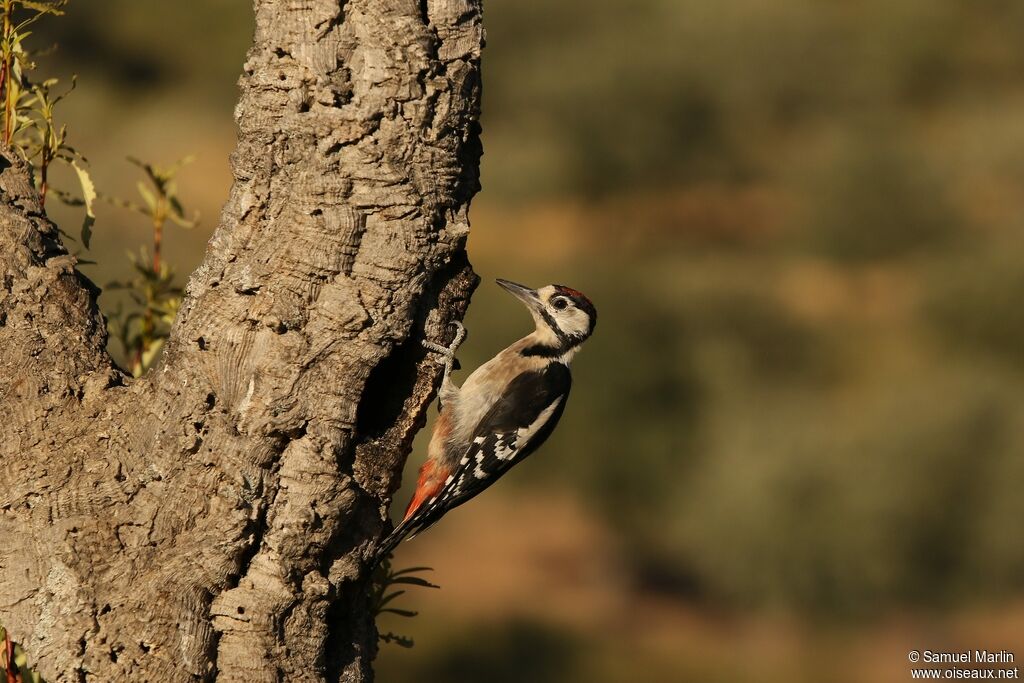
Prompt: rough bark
<box><xmin>0</xmin><ymin>0</ymin><xmax>483</xmax><ymax>680</ymax></box>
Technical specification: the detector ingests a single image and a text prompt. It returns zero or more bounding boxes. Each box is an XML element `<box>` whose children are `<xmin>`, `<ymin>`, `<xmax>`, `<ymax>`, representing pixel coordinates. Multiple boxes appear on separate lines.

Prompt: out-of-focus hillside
<box><xmin>31</xmin><ymin>1</ymin><xmax>1024</xmax><ymax>680</ymax></box>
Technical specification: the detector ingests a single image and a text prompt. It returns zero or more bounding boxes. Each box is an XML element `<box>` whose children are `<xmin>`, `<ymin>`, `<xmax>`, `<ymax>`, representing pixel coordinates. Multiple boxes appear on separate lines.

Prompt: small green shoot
<box><xmin>104</xmin><ymin>156</ymin><xmax>198</xmax><ymax>375</ymax></box>
<box><xmin>0</xmin><ymin>0</ymin><xmax>95</xmax><ymax>246</ymax></box>
<box><xmin>15</xmin><ymin>77</ymin><xmax>95</xmax><ymax>244</ymax></box>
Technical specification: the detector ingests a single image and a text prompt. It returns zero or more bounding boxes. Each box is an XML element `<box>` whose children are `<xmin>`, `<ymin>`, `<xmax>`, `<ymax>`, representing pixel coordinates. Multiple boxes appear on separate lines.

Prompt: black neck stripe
<box><xmin>539</xmin><ymin>309</ymin><xmax>571</xmax><ymax>346</ymax></box>
<box><xmin>521</xmin><ymin>344</ymin><xmax>563</xmax><ymax>358</ymax></box>
<box><xmin>521</xmin><ymin>332</ymin><xmax>585</xmax><ymax>358</ymax></box>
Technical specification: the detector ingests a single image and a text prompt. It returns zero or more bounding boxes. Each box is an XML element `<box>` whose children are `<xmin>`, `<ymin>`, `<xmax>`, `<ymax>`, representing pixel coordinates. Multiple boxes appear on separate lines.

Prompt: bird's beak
<box><xmin>496</xmin><ymin>278</ymin><xmax>542</xmax><ymax>312</ymax></box>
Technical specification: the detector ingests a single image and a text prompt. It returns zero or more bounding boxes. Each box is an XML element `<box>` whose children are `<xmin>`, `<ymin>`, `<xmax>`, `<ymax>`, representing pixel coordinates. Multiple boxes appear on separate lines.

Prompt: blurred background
<box><xmin>36</xmin><ymin>1</ymin><xmax>1024</xmax><ymax>681</ymax></box>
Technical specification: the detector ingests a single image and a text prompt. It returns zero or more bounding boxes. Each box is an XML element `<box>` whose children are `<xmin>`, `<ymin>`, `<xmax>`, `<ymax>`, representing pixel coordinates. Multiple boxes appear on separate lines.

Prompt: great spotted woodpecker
<box><xmin>375</xmin><ymin>278</ymin><xmax>597</xmax><ymax>559</ymax></box>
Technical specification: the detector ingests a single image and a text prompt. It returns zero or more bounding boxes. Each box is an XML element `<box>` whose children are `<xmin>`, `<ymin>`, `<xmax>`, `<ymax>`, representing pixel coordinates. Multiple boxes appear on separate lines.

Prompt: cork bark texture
<box><xmin>0</xmin><ymin>0</ymin><xmax>483</xmax><ymax>680</ymax></box>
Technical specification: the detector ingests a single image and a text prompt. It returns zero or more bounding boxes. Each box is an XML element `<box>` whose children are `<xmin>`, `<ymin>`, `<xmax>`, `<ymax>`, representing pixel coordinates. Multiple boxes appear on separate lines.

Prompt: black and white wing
<box><xmin>389</xmin><ymin>362</ymin><xmax>572</xmax><ymax>548</ymax></box>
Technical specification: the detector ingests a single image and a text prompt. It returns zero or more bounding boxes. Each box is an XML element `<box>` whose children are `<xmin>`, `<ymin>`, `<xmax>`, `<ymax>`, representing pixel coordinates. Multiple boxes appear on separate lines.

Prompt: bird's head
<box><xmin>497</xmin><ymin>278</ymin><xmax>597</xmax><ymax>355</ymax></box>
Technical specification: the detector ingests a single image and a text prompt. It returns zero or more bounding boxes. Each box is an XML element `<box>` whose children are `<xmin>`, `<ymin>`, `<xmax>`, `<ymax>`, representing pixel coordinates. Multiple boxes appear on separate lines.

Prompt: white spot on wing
<box><xmin>514</xmin><ymin>397</ymin><xmax>564</xmax><ymax>450</ymax></box>
<box><xmin>495</xmin><ymin>438</ymin><xmax>518</xmax><ymax>461</ymax></box>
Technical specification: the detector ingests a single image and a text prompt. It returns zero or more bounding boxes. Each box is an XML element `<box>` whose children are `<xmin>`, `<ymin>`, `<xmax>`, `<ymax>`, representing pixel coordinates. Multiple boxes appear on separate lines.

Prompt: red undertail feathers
<box><xmin>403</xmin><ymin>459</ymin><xmax>448</xmax><ymax>522</ymax></box>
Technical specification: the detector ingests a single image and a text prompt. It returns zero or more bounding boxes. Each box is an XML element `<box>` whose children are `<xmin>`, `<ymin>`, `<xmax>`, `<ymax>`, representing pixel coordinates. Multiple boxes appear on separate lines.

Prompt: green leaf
<box><xmin>136</xmin><ymin>180</ymin><xmax>156</xmax><ymax>212</ymax></box>
<box><xmin>170</xmin><ymin>154</ymin><xmax>197</xmax><ymax>172</ymax></box>
<box><xmin>379</xmin><ymin>631</ymin><xmax>415</xmax><ymax>648</ymax></box>
<box><xmin>71</xmin><ymin>159</ymin><xmax>97</xmax><ymax>249</ymax></box>
<box><xmin>51</xmin><ymin>187</ymin><xmax>84</xmax><ymax>206</ymax></box>
<box><xmin>51</xmin><ymin>74</ymin><xmax>76</xmax><ymax>106</ymax></box>
<box><xmin>390</xmin><ymin>566</ymin><xmax>434</xmax><ymax>577</ymax></box>
<box><xmin>60</xmin><ymin>143</ymin><xmax>85</xmax><ymax>161</ymax></box>
<box><xmin>388</xmin><ymin>576</ymin><xmax>440</xmax><ymax>589</ymax></box>
<box><xmin>168</xmin><ymin>195</ymin><xmax>199</xmax><ymax>228</ymax></box>
<box><xmin>99</xmin><ymin>192</ymin><xmax>145</xmax><ymax>215</ymax></box>
<box><xmin>377</xmin><ymin>590</ymin><xmax>406</xmax><ymax>609</ymax></box>
<box><xmin>19</xmin><ymin>1</ymin><xmax>66</xmax><ymax>16</ymax></box>
<box><xmin>79</xmin><ymin>215</ymin><xmax>94</xmax><ymax>250</ymax></box>
<box><xmin>127</xmin><ymin>156</ymin><xmax>160</xmax><ymax>188</ymax></box>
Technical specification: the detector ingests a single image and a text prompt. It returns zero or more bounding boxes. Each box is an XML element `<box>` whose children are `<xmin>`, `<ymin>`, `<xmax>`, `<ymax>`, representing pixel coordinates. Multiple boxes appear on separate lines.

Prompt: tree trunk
<box><xmin>0</xmin><ymin>0</ymin><xmax>483</xmax><ymax>680</ymax></box>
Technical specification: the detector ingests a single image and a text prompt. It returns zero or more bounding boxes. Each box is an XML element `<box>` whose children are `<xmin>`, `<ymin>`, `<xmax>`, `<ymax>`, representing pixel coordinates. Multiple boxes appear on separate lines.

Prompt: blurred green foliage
<box><xmin>458</xmin><ymin>255</ymin><xmax>1024</xmax><ymax>616</ymax></box>
<box><xmin>926</xmin><ymin>246</ymin><xmax>1024</xmax><ymax>370</ymax></box>
<box><xmin>802</xmin><ymin>131</ymin><xmax>959</xmax><ymax>263</ymax></box>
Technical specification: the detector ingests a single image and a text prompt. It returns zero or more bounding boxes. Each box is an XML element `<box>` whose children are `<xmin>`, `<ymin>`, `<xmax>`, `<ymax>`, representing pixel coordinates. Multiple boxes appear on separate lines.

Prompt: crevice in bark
<box><xmin>323</xmin><ymin>572</ymin><xmax>375</xmax><ymax>683</ymax></box>
<box><xmin>355</xmin><ymin>339</ymin><xmax>426</xmax><ymax>443</ymax></box>
<box><xmin>233</xmin><ymin>478</ymin><xmax>273</xmax><ymax>589</ymax></box>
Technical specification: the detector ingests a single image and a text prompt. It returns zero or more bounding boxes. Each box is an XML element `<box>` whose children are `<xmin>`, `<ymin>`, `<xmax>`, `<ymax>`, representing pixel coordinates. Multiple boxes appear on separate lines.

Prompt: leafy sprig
<box><xmin>0</xmin><ymin>0</ymin><xmax>95</xmax><ymax>247</ymax></box>
<box><xmin>370</xmin><ymin>556</ymin><xmax>440</xmax><ymax>649</ymax></box>
<box><xmin>104</xmin><ymin>156</ymin><xmax>198</xmax><ymax>376</ymax></box>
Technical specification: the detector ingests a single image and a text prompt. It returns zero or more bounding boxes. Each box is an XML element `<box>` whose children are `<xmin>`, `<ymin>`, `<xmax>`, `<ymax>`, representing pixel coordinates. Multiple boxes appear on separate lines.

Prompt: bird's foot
<box><xmin>422</xmin><ymin>321</ymin><xmax>466</xmax><ymax>361</ymax></box>
<box><xmin>422</xmin><ymin>321</ymin><xmax>466</xmax><ymax>377</ymax></box>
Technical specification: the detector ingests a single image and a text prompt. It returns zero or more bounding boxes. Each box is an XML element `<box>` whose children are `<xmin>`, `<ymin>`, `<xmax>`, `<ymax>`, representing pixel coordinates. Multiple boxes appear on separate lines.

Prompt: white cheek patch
<box><xmin>565</xmin><ymin>309</ymin><xmax>590</xmax><ymax>337</ymax></box>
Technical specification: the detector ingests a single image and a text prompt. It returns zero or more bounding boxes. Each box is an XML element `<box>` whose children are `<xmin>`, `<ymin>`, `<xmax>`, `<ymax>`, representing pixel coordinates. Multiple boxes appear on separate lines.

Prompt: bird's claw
<box><xmin>422</xmin><ymin>320</ymin><xmax>467</xmax><ymax>361</ymax></box>
<box><xmin>447</xmin><ymin>321</ymin><xmax>467</xmax><ymax>352</ymax></box>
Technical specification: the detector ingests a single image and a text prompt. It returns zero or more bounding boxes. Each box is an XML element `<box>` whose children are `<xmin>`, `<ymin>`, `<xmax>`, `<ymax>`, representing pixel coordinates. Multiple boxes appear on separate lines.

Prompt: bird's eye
<box><xmin>552</xmin><ymin>297</ymin><xmax>568</xmax><ymax>310</ymax></box>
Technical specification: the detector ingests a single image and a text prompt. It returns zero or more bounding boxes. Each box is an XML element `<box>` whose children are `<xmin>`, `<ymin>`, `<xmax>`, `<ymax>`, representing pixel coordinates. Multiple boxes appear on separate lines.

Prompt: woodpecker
<box><xmin>375</xmin><ymin>278</ymin><xmax>597</xmax><ymax>560</ymax></box>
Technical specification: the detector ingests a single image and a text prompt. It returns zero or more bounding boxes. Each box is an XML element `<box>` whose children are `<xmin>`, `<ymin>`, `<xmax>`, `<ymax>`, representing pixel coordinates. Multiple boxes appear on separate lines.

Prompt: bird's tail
<box><xmin>372</xmin><ymin>459</ymin><xmax>452</xmax><ymax>565</ymax></box>
<box><xmin>371</xmin><ymin>525</ymin><xmax>406</xmax><ymax>565</ymax></box>
<box><xmin>371</xmin><ymin>515</ymin><xmax>429</xmax><ymax>566</ymax></box>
